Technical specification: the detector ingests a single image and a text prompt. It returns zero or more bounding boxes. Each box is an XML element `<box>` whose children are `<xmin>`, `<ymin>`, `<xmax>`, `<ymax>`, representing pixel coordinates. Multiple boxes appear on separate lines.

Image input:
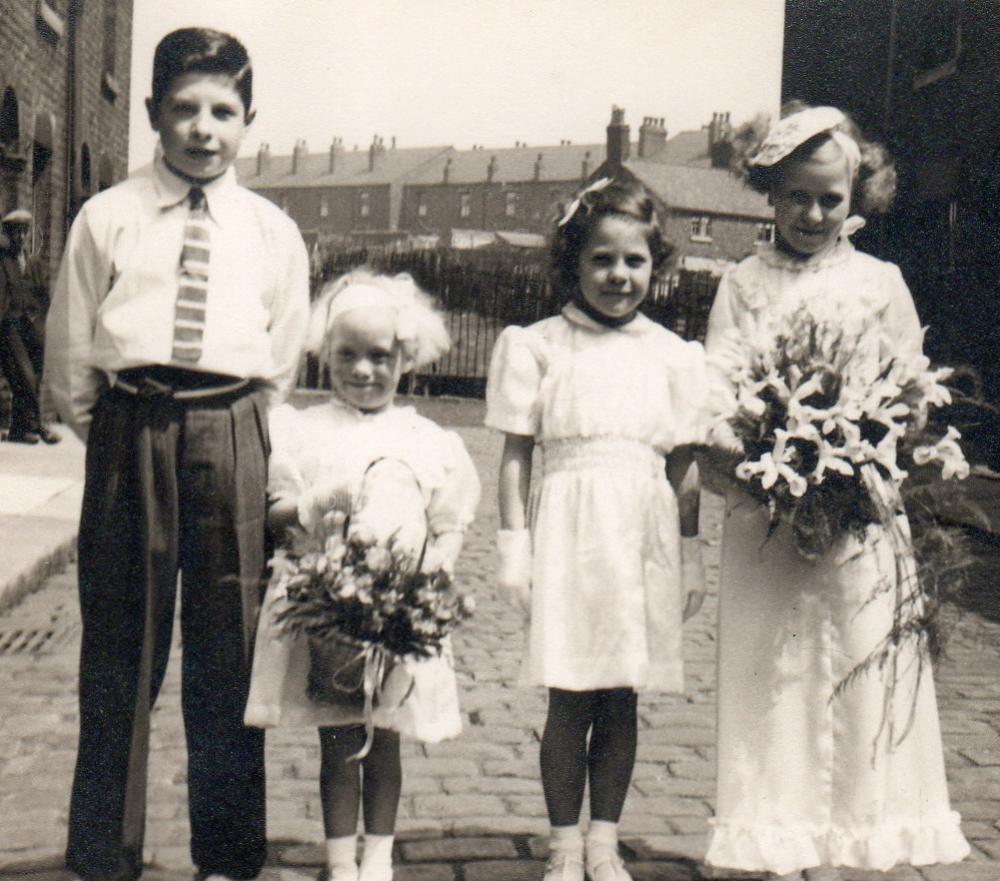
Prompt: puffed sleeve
<box><xmin>881</xmin><ymin>262</ymin><xmax>924</xmax><ymax>359</ymax></box>
<box><xmin>669</xmin><ymin>339</ymin><xmax>710</xmax><ymax>447</ymax></box>
<box><xmin>484</xmin><ymin>325</ymin><xmax>543</xmax><ymax>436</ymax></box>
<box><xmin>427</xmin><ymin>430</ymin><xmax>482</xmax><ymax>537</ymax></box>
<box><xmin>267</xmin><ymin>404</ymin><xmax>306</xmax><ymax>504</ymax></box>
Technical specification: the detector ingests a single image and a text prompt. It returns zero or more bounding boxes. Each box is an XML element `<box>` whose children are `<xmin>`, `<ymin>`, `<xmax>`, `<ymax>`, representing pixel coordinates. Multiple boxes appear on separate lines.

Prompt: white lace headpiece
<box><xmin>751</xmin><ymin>106</ymin><xmax>861</xmax><ymax>179</ymax></box>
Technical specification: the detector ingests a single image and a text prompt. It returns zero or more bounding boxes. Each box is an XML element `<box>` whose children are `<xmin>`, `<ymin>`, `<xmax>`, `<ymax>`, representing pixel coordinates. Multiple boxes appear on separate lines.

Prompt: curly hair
<box><xmin>308</xmin><ymin>267</ymin><xmax>450</xmax><ymax>370</ymax></box>
<box><xmin>731</xmin><ymin>100</ymin><xmax>897</xmax><ymax>215</ymax></box>
<box><xmin>549</xmin><ymin>176</ymin><xmax>674</xmax><ymax>299</ymax></box>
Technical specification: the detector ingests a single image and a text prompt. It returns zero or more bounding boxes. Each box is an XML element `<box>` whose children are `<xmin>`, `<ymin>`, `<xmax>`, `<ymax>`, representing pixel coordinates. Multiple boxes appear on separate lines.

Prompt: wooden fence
<box><xmin>300</xmin><ymin>247</ymin><xmax>720</xmax><ymax>397</ymax></box>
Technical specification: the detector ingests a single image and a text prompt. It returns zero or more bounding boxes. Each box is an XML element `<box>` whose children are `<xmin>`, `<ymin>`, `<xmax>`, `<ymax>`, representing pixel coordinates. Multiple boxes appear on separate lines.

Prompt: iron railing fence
<box><xmin>299</xmin><ymin>247</ymin><xmax>720</xmax><ymax>397</ymax></box>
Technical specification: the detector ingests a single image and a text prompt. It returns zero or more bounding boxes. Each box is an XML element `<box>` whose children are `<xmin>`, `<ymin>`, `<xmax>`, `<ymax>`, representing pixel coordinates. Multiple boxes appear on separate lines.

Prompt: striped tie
<box><xmin>171</xmin><ymin>187</ymin><xmax>210</xmax><ymax>364</ymax></box>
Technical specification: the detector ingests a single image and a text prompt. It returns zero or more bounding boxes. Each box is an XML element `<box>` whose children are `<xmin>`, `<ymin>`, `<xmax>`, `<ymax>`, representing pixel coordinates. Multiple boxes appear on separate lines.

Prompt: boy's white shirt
<box><xmin>45</xmin><ymin>153</ymin><xmax>311</xmax><ymax>439</ymax></box>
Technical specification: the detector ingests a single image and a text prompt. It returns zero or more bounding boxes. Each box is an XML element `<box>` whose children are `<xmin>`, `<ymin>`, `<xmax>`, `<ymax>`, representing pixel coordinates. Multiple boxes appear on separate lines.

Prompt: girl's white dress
<box><xmin>485</xmin><ymin>302</ymin><xmax>707</xmax><ymax>692</ymax></box>
<box><xmin>704</xmin><ymin>231</ymin><xmax>970</xmax><ymax>874</ymax></box>
<box><xmin>244</xmin><ymin>399</ymin><xmax>480</xmax><ymax>742</ymax></box>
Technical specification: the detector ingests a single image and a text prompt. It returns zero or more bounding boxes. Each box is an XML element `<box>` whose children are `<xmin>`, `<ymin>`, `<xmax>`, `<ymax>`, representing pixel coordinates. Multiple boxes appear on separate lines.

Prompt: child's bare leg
<box><xmin>588</xmin><ymin>688</ymin><xmax>637</xmax><ymax>821</ymax></box>
<box><xmin>541</xmin><ymin>688</ymin><xmax>596</xmax><ymax>824</ymax></box>
<box><xmin>319</xmin><ymin>726</ymin><xmax>366</xmax><ymax>836</ymax></box>
<box><xmin>361</xmin><ymin>728</ymin><xmax>402</xmax><ymax>833</ymax></box>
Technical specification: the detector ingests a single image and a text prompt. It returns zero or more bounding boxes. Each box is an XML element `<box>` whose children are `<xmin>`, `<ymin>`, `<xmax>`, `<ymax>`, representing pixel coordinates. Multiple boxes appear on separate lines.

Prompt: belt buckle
<box><xmin>137</xmin><ymin>376</ymin><xmax>175</xmax><ymax>399</ymax></box>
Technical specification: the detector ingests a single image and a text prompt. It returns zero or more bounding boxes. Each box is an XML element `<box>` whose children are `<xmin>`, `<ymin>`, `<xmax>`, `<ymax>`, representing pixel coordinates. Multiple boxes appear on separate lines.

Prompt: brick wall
<box><xmin>399</xmin><ymin>179</ymin><xmax>585</xmax><ymax>236</ymax></box>
<box><xmin>0</xmin><ymin>0</ymin><xmax>132</xmax><ymax>282</ymax></box>
<box><xmin>665</xmin><ymin>212</ymin><xmax>771</xmax><ymax>264</ymax></box>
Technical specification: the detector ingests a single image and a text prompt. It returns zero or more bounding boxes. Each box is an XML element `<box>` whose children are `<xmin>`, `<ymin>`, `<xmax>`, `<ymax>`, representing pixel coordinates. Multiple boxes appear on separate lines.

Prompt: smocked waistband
<box><xmin>541</xmin><ymin>436</ymin><xmax>663</xmax><ymax>477</ymax></box>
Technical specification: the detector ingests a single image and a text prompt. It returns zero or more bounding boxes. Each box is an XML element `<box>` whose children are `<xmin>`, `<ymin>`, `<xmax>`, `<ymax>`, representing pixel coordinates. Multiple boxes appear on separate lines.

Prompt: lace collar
<box><xmin>757</xmin><ymin>215</ymin><xmax>867</xmax><ymax>273</ymax></box>
<box><xmin>561</xmin><ymin>301</ymin><xmax>656</xmax><ymax>335</ymax></box>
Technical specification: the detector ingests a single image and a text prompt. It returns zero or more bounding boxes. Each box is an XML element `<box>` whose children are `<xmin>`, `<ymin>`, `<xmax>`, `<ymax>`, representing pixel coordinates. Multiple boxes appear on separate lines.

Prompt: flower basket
<box><xmin>306</xmin><ymin>632</ymin><xmax>394</xmax><ymax>710</ymax></box>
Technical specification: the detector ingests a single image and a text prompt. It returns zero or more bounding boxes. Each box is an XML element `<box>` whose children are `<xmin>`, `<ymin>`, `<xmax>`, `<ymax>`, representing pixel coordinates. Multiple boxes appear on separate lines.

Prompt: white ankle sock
<box><xmin>550</xmin><ymin>824</ymin><xmax>584</xmax><ymax>854</ymax></box>
<box><xmin>325</xmin><ymin>834</ymin><xmax>357</xmax><ymax>876</ymax></box>
<box><xmin>360</xmin><ymin>833</ymin><xmax>394</xmax><ymax>869</ymax></box>
<box><xmin>586</xmin><ymin>819</ymin><xmax>620</xmax><ymax>859</ymax></box>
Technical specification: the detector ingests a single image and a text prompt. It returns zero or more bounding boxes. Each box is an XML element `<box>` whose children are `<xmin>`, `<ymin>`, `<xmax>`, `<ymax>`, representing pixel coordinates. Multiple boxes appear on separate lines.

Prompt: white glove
<box><xmin>497</xmin><ymin>529</ymin><xmax>532</xmax><ymax>614</ymax></box>
<box><xmin>681</xmin><ymin>536</ymin><xmax>706</xmax><ymax>622</ymax></box>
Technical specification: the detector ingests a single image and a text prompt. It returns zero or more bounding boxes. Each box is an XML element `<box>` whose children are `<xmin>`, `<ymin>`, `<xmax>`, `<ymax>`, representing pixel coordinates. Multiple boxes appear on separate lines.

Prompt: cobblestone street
<box><xmin>1</xmin><ymin>424</ymin><xmax>998</xmax><ymax>881</ymax></box>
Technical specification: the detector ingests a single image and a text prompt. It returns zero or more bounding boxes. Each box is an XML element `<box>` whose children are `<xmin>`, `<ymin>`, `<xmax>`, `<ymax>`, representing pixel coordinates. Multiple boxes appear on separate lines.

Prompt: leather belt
<box><xmin>114</xmin><ymin>366</ymin><xmax>251</xmax><ymax>401</ymax></box>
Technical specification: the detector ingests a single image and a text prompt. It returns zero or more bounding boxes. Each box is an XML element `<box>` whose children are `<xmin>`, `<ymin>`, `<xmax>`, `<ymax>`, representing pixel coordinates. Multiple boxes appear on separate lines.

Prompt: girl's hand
<box><xmin>296</xmin><ymin>481</ymin><xmax>352</xmax><ymax>532</ymax></box>
<box><xmin>681</xmin><ymin>536</ymin><xmax>706</xmax><ymax>621</ymax></box>
<box><xmin>497</xmin><ymin>528</ymin><xmax>532</xmax><ymax>615</ymax></box>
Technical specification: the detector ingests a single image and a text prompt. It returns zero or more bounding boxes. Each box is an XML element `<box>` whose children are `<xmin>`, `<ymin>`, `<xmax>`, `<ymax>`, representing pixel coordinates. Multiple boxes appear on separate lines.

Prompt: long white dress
<box><xmin>244</xmin><ymin>399</ymin><xmax>480</xmax><ymax>743</ymax></box>
<box><xmin>485</xmin><ymin>302</ymin><xmax>707</xmax><ymax>692</ymax></box>
<box><xmin>703</xmin><ymin>232</ymin><xmax>970</xmax><ymax>874</ymax></box>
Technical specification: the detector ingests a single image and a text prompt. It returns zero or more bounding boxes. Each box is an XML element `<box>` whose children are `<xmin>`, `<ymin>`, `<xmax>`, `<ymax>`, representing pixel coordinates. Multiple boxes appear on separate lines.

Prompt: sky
<box><xmin>127</xmin><ymin>0</ymin><xmax>785</xmax><ymax>169</ymax></box>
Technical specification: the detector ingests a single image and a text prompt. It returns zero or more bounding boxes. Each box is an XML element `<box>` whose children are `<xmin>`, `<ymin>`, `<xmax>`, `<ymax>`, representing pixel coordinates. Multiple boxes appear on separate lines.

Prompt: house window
<box><xmin>505</xmin><ymin>191</ymin><xmax>517</xmax><ymax>217</ymax></box>
<box><xmin>319</xmin><ymin>195</ymin><xmax>329</xmax><ymax>218</ymax></box>
<box><xmin>459</xmin><ymin>192</ymin><xmax>471</xmax><ymax>219</ymax></box>
<box><xmin>690</xmin><ymin>216</ymin><xmax>712</xmax><ymax>242</ymax></box>
<box><xmin>755</xmin><ymin>222</ymin><xmax>774</xmax><ymax>243</ymax></box>
<box><xmin>359</xmin><ymin>191</ymin><xmax>370</xmax><ymax>217</ymax></box>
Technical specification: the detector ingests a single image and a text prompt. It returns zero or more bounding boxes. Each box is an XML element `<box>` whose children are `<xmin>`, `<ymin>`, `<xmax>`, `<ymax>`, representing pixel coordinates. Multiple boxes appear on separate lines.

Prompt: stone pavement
<box><xmin>0</xmin><ymin>430</ymin><xmax>84</xmax><ymax>611</ymax></box>
<box><xmin>1</xmin><ymin>409</ymin><xmax>999</xmax><ymax>881</ymax></box>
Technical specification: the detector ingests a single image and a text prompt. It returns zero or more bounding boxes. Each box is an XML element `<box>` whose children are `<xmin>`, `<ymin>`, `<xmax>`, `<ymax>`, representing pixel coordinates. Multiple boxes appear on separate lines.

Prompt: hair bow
<box><xmin>557</xmin><ymin>177</ymin><xmax>613</xmax><ymax>227</ymax></box>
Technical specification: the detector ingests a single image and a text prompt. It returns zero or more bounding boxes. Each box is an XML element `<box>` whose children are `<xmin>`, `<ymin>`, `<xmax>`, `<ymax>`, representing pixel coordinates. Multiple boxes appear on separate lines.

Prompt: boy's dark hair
<box><xmin>549</xmin><ymin>177</ymin><xmax>674</xmax><ymax>298</ymax></box>
<box><xmin>150</xmin><ymin>28</ymin><xmax>253</xmax><ymax>117</ymax></box>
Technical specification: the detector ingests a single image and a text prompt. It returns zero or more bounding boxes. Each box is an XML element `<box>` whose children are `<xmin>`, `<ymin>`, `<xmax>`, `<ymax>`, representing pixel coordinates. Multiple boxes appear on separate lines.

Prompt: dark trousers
<box><xmin>66</xmin><ymin>384</ymin><xmax>271</xmax><ymax>881</ymax></box>
<box><xmin>0</xmin><ymin>314</ymin><xmax>43</xmax><ymax>434</ymax></box>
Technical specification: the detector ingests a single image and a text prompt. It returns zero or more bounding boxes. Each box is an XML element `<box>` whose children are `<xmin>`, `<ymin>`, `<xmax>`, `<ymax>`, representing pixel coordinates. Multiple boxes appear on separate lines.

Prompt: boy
<box><xmin>46</xmin><ymin>28</ymin><xmax>310</xmax><ymax>881</ymax></box>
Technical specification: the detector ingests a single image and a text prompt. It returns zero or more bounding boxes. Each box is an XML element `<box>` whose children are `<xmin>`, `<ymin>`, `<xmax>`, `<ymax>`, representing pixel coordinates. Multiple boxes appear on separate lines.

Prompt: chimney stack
<box><xmin>534</xmin><ymin>153</ymin><xmax>543</xmax><ymax>181</ymax></box>
<box><xmin>487</xmin><ymin>155</ymin><xmax>498</xmax><ymax>184</ymax></box>
<box><xmin>328</xmin><ymin>137</ymin><xmax>341</xmax><ymax>174</ymax></box>
<box><xmin>443</xmin><ymin>156</ymin><xmax>452</xmax><ymax>184</ymax></box>
<box><xmin>369</xmin><ymin>134</ymin><xmax>387</xmax><ymax>172</ymax></box>
<box><xmin>606</xmin><ymin>105</ymin><xmax>630</xmax><ymax>172</ymax></box>
<box><xmin>708</xmin><ymin>111</ymin><xmax>733</xmax><ymax>169</ymax></box>
<box><xmin>581</xmin><ymin>149</ymin><xmax>591</xmax><ymax>180</ymax></box>
<box><xmin>291</xmin><ymin>139</ymin><xmax>308</xmax><ymax>174</ymax></box>
<box><xmin>256</xmin><ymin>142</ymin><xmax>271</xmax><ymax>176</ymax></box>
<box><xmin>638</xmin><ymin>115</ymin><xmax>667</xmax><ymax>159</ymax></box>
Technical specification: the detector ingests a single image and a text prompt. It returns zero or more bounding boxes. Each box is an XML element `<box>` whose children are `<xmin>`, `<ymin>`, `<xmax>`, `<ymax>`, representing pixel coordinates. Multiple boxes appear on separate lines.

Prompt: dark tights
<box><xmin>318</xmin><ymin>726</ymin><xmax>402</xmax><ymax>837</ymax></box>
<box><xmin>539</xmin><ymin>687</ymin><xmax>638</xmax><ymax>826</ymax></box>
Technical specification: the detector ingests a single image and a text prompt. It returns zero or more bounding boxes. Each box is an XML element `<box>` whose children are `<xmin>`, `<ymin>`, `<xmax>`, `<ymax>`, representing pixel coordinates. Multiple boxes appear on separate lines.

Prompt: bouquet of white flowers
<box><xmin>708</xmin><ymin>303</ymin><xmax>969</xmax><ymax>560</ymax></box>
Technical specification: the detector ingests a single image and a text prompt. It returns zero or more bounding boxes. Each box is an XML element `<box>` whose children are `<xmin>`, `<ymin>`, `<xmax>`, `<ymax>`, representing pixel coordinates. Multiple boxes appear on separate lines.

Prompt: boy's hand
<box><xmin>681</xmin><ymin>536</ymin><xmax>706</xmax><ymax>621</ymax></box>
<box><xmin>497</xmin><ymin>528</ymin><xmax>532</xmax><ymax>615</ymax></box>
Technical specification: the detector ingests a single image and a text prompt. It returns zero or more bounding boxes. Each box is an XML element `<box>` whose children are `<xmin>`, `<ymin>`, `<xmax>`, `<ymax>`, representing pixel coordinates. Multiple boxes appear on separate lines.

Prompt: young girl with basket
<box><xmin>245</xmin><ymin>270</ymin><xmax>480</xmax><ymax>881</ymax></box>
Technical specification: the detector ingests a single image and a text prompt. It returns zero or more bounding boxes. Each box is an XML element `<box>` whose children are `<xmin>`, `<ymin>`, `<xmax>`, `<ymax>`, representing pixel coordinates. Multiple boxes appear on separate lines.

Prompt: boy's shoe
<box><xmin>542</xmin><ymin>849</ymin><xmax>584</xmax><ymax>881</ymax></box>
<box><xmin>586</xmin><ymin>851</ymin><xmax>633</xmax><ymax>881</ymax></box>
<box><xmin>38</xmin><ymin>425</ymin><xmax>61</xmax><ymax>444</ymax></box>
<box><xmin>6</xmin><ymin>430</ymin><xmax>39</xmax><ymax>444</ymax></box>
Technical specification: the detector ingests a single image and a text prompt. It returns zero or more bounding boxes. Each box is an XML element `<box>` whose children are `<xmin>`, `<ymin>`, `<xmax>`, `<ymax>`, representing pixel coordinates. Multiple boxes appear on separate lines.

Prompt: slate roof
<box><xmin>233</xmin><ymin>145</ymin><xmax>452</xmax><ymax>189</ymax></box>
<box><xmin>403</xmin><ymin>143</ymin><xmax>607</xmax><ymax>186</ymax></box>
<box><xmin>624</xmin><ymin>158</ymin><xmax>771</xmax><ymax>219</ymax></box>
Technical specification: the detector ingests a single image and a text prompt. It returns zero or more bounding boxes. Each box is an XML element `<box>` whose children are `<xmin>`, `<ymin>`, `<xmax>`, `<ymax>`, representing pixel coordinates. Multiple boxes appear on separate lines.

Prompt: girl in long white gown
<box><xmin>703</xmin><ymin>104</ymin><xmax>970</xmax><ymax>879</ymax></box>
<box><xmin>245</xmin><ymin>271</ymin><xmax>480</xmax><ymax>881</ymax></box>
